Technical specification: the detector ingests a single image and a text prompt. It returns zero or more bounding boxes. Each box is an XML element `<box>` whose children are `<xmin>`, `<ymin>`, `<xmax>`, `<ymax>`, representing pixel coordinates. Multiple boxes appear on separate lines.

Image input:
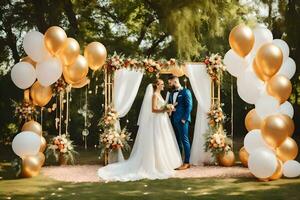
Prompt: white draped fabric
<box><xmin>111</xmin><ymin>68</ymin><xmax>143</xmax><ymax>163</ymax></box>
<box><xmin>185</xmin><ymin>63</ymin><xmax>214</xmax><ymax>165</ymax></box>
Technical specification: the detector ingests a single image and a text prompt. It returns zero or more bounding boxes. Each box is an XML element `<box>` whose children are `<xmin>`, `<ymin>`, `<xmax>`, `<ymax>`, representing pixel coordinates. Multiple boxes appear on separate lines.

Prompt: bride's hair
<box><xmin>152</xmin><ymin>79</ymin><xmax>163</xmax><ymax>90</ymax></box>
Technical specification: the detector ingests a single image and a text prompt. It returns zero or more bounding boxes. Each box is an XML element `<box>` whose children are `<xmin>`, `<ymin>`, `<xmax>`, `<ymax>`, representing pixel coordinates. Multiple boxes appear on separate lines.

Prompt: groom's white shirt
<box><xmin>173</xmin><ymin>86</ymin><xmax>183</xmax><ymax>104</ymax></box>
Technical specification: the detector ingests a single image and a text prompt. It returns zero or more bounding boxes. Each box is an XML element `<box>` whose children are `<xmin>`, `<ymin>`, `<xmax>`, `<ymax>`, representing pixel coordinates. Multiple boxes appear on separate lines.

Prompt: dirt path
<box><xmin>41</xmin><ymin>165</ymin><xmax>253</xmax><ymax>183</ymax></box>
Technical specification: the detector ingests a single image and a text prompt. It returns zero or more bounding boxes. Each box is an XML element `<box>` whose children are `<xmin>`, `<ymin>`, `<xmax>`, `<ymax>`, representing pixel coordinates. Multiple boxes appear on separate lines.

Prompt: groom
<box><xmin>168</xmin><ymin>75</ymin><xmax>193</xmax><ymax>170</ymax></box>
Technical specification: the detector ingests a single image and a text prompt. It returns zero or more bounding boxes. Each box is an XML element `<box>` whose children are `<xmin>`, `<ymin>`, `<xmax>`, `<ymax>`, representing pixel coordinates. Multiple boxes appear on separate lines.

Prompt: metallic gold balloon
<box><xmin>255</xmin><ymin>43</ymin><xmax>283</xmax><ymax>78</ymax></box>
<box><xmin>44</xmin><ymin>26</ymin><xmax>67</xmax><ymax>55</ymax></box>
<box><xmin>21</xmin><ymin>155</ymin><xmax>42</xmax><ymax>178</ymax></box>
<box><xmin>40</xmin><ymin>136</ymin><xmax>47</xmax><ymax>152</ymax></box>
<box><xmin>266</xmin><ymin>75</ymin><xmax>292</xmax><ymax>104</ymax></box>
<box><xmin>269</xmin><ymin>159</ymin><xmax>283</xmax><ymax>180</ymax></box>
<box><xmin>63</xmin><ymin>55</ymin><xmax>89</xmax><ymax>83</ymax></box>
<box><xmin>261</xmin><ymin>114</ymin><xmax>291</xmax><ymax>148</ymax></box>
<box><xmin>84</xmin><ymin>42</ymin><xmax>107</xmax><ymax>70</ymax></box>
<box><xmin>30</xmin><ymin>81</ymin><xmax>53</xmax><ymax>107</ymax></box>
<box><xmin>281</xmin><ymin>114</ymin><xmax>295</xmax><ymax>137</ymax></box>
<box><xmin>218</xmin><ymin>150</ymin><xmax>235</xmax><ymax>167</ymax></box>
<box><xmin>253</xmin><ymin>59</ymin><xmax>270</xmax><ymax>81</ymax></box>
<box><xmin>239</xmin><ymin>147</ymin><xmax>249</xmax><ymax>167</ymax></box>
<box><xmin>24</xmin><ymin>89</ymin><xmax>30</xmax><ymax>103</ymax></box>
<box><xmin>276</xmin><ymin>137</ymin><xmax>298</xmax><ymax>162</ymax></box>
<box><xmin>229</xmin><ymin>24</ymin><xmax>254</xmax><ymax>57</ymax></box>
<box><xmin>21</xmin><ymin>120</ymin><xmax>42</xmax><ymax>136</ymax></box>
<box><xmin>59</xmin><ymin>38</ymin><xmax>80</xmax><ymax>65</ymax></box>
<box><xmin>36</xmin><ymin>152</ymin><xmax>46</xmax><ymax>167</ymax></box>
<box><xmin>64</xmin><ymin>76</ymin><xmax>90</xmax><ymax>89</ymax></box>
<box><xmin>20</xmin><ymin>56</ymin><xmax>36</xmax><ymax>67</ymax></box>
<box><xmin>245</xmin><ymin>109</ymin><xmax>262</xmax><ymax>131</ymax></box>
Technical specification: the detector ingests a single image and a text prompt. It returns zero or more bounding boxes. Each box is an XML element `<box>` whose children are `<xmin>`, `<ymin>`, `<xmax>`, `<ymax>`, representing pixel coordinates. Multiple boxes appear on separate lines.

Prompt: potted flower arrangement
<box><xmin>204</xmin><ymin>127</ymin><xmax>232</xmax><ymax>160</ymax></box>
<box><xmin>46</xmin><ymin>134</ymin><xmax>77</xmax><ymax>165</ymax></box>
<box><xmin>98</xmin><ymin>108</ymin><xmax>132</xmax><ymax>164</ymax></box>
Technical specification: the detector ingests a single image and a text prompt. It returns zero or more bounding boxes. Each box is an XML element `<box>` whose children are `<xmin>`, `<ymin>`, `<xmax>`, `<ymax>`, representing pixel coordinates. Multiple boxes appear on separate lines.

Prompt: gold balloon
<box><xmin>21</xmin><ymin>155</ymin><xmax>42</xmax><ymax>178</ymax></box>
<box><xmin>44</xmin><ymin>26</ymin><xmax>67</xmax><ymax>55</ymax></box>
<box><xmin>40</xmin><ymin>136</ymin><xmax>47</xmax><ymax>152</ymax></box>
<box><xmin>59</xmin><ymin>38</ymin><xmax>80</xmax><ymax>65</ymax></box>
<box><xmin>253</xmin><ymin>59</ymin><xmax>270</xmax><ymax>81</ymax></box>
<box><xmin>276</xmin><ymin>137</ymin><xmax>298</xmax><ymax>162</ymax></box>
<box><xmin>64</xmin><ymin>76</ymin><xmax>90</xmax><ymax>89</ymax></box>
<box><xmin>63</xmin><ymin>55</ymin><xmax>89</xmax><ymax>83</ymax></box>
<box><xmin>21</xmin><ymin>120</ymin><xmax>42</xmax><ymax>136</ymax></box>
<box><xmin>239</xmin><ymin>147</ymin><xmax>249</xmax><ymax>167</ymax></box>
<box><xmin>217</xmin><ymin>150</ymin><xmax>235</xmax><ymax>167</ymax></box>
<box><xmin>84</xmin><ymin>42</ymin><xmax>107</xmax><ymax>70</ymax></box>
<box><xmin>255</xmin><ymin>43</ymin><xmax>283</xmax><ymax>78</ymax></box>
<box><xmin>229</xmin><ymin>24</ymin><xmax>254</xmax><ymax>57</ymax></box>
<box><xmin>245</xmin><ymin>109</ymin><xmax>262</xmax><ymax>131</ymax></box>
<box><xmin>269</xmin><ymin>159</ymin><xmax>283</xmax><ymax>180</ymax></box>
<box><xmin>30</xmin><ymin>81</ymin><xmax>53</xmax><ymax>107</ymax></box>
<box><xmin>266</xmin><ymin>75</ymin><xmax>292</xmax><ymax>104</ymax></box>
<box><xmin>20</xmin><ymin>56</ymin><xmax>36</xmax><ymax>67</ymax></box>
<box><xmin>36</xmin><ymin>152</ymin><xmax>46</xmax><ymax>167</ymax></box>
<box><xmin>261</xmin><ymin>114</ymin><xmax>292</xmax><ymax>148</ymax></box>
<box><xmin>24</xmin><ymin>89</ymin><xmax>30</xmax><ymax>103</ymax></box>
<box><xmin>281</xmin><ymin>114</ymin><xmax>295</xmax><ymax>137</ymax></box>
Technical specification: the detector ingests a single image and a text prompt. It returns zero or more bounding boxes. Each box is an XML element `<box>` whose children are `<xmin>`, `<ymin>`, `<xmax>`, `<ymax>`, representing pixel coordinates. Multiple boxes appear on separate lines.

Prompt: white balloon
<box><xmin>36</xmin><ymin>57</ymin><xmax>63</xmax><ymax>86</ymax></box>
<box><xmin>248</xmin><ymin>147</ymin><xmax>277</xmax><ymax>178</ymax></box>
<box><xmin>244</xmin><ymin>129</ymin><xmax>271</xmax><ymax>154</ymax></box>
<box><xmin>255</xmin><ymin>94</ymin><xmax>279</xmax><ymax>119</ymax></box>
<box><xmin>279</xmin><ymin>101</ymin><xmax>294</xmax><ymax>118</ymax></box>
<box><xmin>11</xmin><ymin>62</ymin><xmax>36</xmax><ymax>89</ymax></box>
<box><xmin>223</xmin><ymin>49</ymin><xmax>247</xmax><ymax>77</ymax></box>
<box><xmin>273</xmin><ymin>39</ymin><xmax>289</xmax><ymax>61</ymax></box>
<box><xmin>283</xmin><ymin>160</ymin><xmax>300</xmax><ymax>178</ymax></box>
<box><xmin>23</xmin><ymin>31</ymin><xmax>50</xmax><ymax>62</ymax></box>
<box><xmin>277</xmin><ymin>57</ymin><xmax>296</xmax><ymax>79</ymax></box>
<box><xmin>251</xmin><ymin>25</ymin><xmax>273</xmax><ymax>55</ymax></box>
<box><xmin>237</xmin><ymin>67</ymin><xmax>264</xmax><ymax>104</ymax></box>
<box><xmin>12</xmin><ymin>131</ymin><xmax>41</xmax><ymax>158</ymax></box>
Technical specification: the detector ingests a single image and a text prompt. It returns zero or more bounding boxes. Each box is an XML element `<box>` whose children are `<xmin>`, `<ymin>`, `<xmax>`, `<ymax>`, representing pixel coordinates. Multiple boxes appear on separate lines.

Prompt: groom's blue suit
<box><xmin>168</xmin><ymin>88</ymin><xmax>193</xmax><ymax>164</ymax></box>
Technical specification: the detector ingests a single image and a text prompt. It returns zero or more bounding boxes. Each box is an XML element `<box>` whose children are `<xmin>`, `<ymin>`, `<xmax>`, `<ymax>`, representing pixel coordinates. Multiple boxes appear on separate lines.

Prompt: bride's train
<box><xmin>98</xmin><ymin>84</ymin><xmax>182</xmax><ymax>182</ymax></box>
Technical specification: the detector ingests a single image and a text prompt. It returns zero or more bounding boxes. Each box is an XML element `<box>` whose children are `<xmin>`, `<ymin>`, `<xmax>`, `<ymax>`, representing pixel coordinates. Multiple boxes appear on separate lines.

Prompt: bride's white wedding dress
<box><xmin>98</xmin><ymin>84</ymin><xmax>182</xmax><ymax>182</ymax></box>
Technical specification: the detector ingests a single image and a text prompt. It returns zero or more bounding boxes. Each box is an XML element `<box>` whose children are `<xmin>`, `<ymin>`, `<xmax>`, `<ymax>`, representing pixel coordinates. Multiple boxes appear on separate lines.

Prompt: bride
<box><xmin>98</xmin><ymin>79</ymin><xmax>182</xmax><ymax>182</ymax></box>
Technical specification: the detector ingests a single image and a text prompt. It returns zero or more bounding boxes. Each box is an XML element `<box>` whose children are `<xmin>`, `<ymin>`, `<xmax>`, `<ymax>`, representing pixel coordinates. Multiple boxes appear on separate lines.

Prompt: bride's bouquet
<box><xmin>164</xmin><ymin>103</ymin><xmax>175</xmax><ymax>111</ymax></box>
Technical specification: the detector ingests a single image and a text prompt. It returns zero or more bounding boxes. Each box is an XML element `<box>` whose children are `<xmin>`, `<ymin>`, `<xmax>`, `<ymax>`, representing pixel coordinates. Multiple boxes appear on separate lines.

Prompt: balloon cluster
<box><xmin>11</xmin><ymin>26</ymin><xmax>107</xmax><ymax>106</ymax></box>
<box><xmin>10</xmin><ymin>26</ymin><xmax>107</xmax><ymax>177</ymax></box>
<box><xmin>12</xmin><ymin>121</ymin><xmax>46</xmax><ymax>177</ymax></box>
<box><xmin>225</xmin><ymin>24</ymin><xmax>299</xmax><ymax>180</ymax></box>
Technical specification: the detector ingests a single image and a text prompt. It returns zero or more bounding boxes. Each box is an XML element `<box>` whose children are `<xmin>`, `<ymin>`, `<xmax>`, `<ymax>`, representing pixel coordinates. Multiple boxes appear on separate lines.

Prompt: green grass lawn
<box><xmin>1</xmin><ymin>145</ymin><xmax>300</xmax><ymax>200</ymax></box>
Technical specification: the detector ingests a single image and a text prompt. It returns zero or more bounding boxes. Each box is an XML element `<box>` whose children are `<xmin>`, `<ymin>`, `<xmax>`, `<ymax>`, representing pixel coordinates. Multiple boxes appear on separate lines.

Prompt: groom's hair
<box><xmin>168</xmin><ymin>75</ymin><xmax>179</xmax><ymax>81</ymax></box>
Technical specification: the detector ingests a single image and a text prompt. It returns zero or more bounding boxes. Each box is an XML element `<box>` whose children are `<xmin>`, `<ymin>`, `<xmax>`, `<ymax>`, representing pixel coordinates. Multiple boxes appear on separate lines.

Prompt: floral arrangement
<box><xmin>53</xmin><ymin>78</ymin><xmax>68</xmax><ymax>95</ymax></box>
<box><xmin>46</xmin><ymin>134</ymin><xmax>77</xmax><ymax>164</ymax></box>
<box><xmin>12</xmin><ymin>100</ymin><xmax>39</xmax><ymax>121</ymax></box>
<box><xmin>204</xmin><ymin>53</ymin><xmax>226</xmax><ymax>82</ymax></box>
<box><xmin>104</xmin><ymin>53</ymin><xmax>180</xmax><ymax>76</ymax></box>
<box><xmin>207</xmin><ymin>103</ymin><xmax>226</xmax><ymax>127</ymax></box>
<box><xmin>99</xmin><ymin>127</ymin><xmax>132</xmax><ymax>156</ymax></box>
<box><xmin>98</xmin><ymin>107</ymin><xmax>119</xmax><ymax>130</ymax></box>
<box><xmin>164</xmin><ymin>103</ymin><xmax>175</xmax><ymax>111</ymax></box>
<box><xmin>98</xmin><ymin>107</ymin><xmax>132</xmax><ymax>157</ymax></box>
<box><xmin>204</xmin><ymin>126</ymin><xmax>232</xmax><ymax>159</ymax></box>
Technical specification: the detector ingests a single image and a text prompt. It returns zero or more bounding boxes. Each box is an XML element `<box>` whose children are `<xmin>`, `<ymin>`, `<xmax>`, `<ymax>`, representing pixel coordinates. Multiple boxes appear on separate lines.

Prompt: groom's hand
<box><xmin>181</xmin><ymin>119</ymin><xmax>186</xmax><ymax>124</ymax></box>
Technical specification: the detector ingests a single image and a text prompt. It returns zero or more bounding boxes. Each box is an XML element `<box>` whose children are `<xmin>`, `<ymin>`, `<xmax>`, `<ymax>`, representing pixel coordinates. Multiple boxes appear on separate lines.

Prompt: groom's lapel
<box><xmin>175</xmin><ymin>89</ymin><xmax>183</xmax><ymax>103</ymax></box>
